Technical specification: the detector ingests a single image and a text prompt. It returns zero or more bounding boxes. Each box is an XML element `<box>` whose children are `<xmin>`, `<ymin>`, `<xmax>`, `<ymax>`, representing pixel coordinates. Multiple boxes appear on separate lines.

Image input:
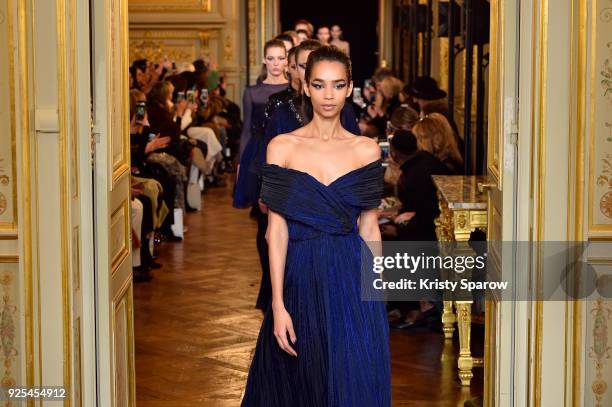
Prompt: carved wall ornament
<box><xmin>247</xmin><ymin>0</ymin><xmax>257</xmax><ymax>68</ymax></box>
<box><xmin>591</xmin><ymin>2</ymin><xmax>612</xmax><ymax>229</ymax></box>
<box><xmin>0</xmin><ymin>270</ymin><xmax>18</xmax><ymax>388</ymax></box>
<box><xmin>198</xmin><ymin>31</ymin><xmax>211</xmax><ymax>48</ymax></box>
<box><xmin>602</xmin><ymin>191</ymin><xmax>612</xmax><ymax>219</ymax></box>
<box><xmin>0</xmin><ymin>193</ymin><xmax>6</xmax><ymax>216</ymax></box>
<box><xmin>590</xmin><ymin>299</ymin><xmax>611</xmax><ymax>407</ymax></box>
<box><xmin>602</xmin><ymin>47</ymin><xmax>612</xmax><ymax>102</ymax></box>
<box><xmin>602</xmin><ymin>6</ymin><xmax>612</xmax><ymax>23</ymax></box>
<box><xmin>130</xmin><ymin>30</ymin><xmax>216</xmax><ymax>64</ymax></box>
<box><xmin>597</xmin><ymin>154</ymin><xmax>612</xmax><ymax>189</ymax></box>
<box><xmin>0</xmin><ymin>158</ymin><xmax>10</xmax><ymax>186</ymax></box>
<box><xmin>597</xmin><ymin>152</ymin><xmax>612</xmax><ymax>219</ymax></box>
<box><xmin>223</xmin><ymin>33</ymin><xmax>233</xmax><ymax>62</ymax></box>
<box><xmin>129</xmin><ymin>40</ymin><xmax>195</xmax><ymax>64</ymax></box>
<box><xmin>128</xmin><ymin>0</ymin><xmax>212</xmax><ymax>13</ymax></box>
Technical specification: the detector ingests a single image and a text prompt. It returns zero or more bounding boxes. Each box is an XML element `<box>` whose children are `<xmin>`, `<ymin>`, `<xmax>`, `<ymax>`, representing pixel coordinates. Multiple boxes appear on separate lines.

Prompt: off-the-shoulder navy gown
<box><xmin>241</xmin><ymin>158</ymin><xmax>391</xmax><ymax>407</ymax></box>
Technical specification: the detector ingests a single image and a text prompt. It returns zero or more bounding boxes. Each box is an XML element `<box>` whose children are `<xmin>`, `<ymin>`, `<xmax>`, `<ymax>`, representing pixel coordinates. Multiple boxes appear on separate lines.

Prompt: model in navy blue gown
<box><xmin>242</xmin><ymin>43</ymin><xmax>391</xmax><ymax>407</ymax></box>
<box><xmin>232</xmin><ymin>81</ymin><xmax>287</xmax><ymax>208</ymax></box>
<box><xmin>240</xmin><ymin>159</ymin><xmax>391</xmax><ymax>407</ymax></box>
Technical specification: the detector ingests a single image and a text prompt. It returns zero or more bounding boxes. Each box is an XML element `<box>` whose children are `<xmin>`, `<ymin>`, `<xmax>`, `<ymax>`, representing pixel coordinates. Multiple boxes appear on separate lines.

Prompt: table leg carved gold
<box><xmin>456</xmin><ymin>301</ymin><xmax>474</xmax><ymax>386</ymax></box>
<box><xmin>441</xmin><ymin>300</ymin><xmax>456</xmax><ymax>339</ymax></box>
<box><xmin>434</xmin><ymin>190</ymin><xmax>487</xmax><ymax>387</ymax></box>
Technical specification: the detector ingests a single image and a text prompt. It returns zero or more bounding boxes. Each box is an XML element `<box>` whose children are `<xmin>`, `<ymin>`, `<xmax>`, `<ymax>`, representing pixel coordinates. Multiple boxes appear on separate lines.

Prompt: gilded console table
<box><xmin>432</xmin><ymin>175</ymin><xmax>488</xmax><ymax>387</ymax></box>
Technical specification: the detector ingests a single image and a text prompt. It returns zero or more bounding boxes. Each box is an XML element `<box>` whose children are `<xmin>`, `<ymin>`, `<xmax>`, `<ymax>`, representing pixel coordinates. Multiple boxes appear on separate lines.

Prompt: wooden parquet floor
<box><xmin>134</xmin><ymin>180</ymin><xmax>484</xmax><ymax>406</ymax></box>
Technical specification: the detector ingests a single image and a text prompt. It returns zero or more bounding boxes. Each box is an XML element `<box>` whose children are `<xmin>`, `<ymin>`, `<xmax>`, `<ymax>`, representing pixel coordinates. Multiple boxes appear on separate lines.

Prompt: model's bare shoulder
<box><xmin>355</xmin><ymin>136</ymin><xmax>382</xmax><ymax>163</ymax></box>
<box><xmin>266</xmin><ymin>134</ymin><xmax>295</xmax><ymax>166</ymax></box>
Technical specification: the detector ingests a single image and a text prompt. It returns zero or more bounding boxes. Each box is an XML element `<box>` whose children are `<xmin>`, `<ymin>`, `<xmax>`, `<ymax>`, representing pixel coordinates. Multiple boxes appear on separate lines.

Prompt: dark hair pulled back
<box><xmin>304</xmin><ymin>45</ymin><xmax>352</xmax><ymax>84</ymax></box>
<box><xmin>299</xmin><ymin>45</ymin><xmax>353</xmax><ymax>124</ymax></box>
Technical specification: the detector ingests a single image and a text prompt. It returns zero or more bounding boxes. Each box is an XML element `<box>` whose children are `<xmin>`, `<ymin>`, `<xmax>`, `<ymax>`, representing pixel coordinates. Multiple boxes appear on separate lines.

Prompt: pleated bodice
<box><xmin>259</xmin><ymin>159</ymin><xmax>385</xmax><ymax>241</ymax></box>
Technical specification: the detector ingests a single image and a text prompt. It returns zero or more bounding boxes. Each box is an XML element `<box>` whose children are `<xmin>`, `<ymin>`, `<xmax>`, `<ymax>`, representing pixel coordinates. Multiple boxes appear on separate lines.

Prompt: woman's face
<box><xmin>296</xmin><ymin>31</ymin><xmax>308</xmax><ymax>44</ymax></box>
<box><xmin>263</xmin><ymin>46</ymin><xmax>287</xmax><ymax>78</ymax></box>
<box><xmin>317</xmin><ymin>27</ymin><xmax>331</xmax><ymax>44</ymax></box>
<box><xmin>303</xmin><ymin>60</ymin><xmax>352</xmax><ymax>119</ymax></box>
<box><xmin>331</xmin><ymin>25</ymin><xmax>342</xmax><ymax>40</ymax></box>
<box><xmin>288</xmin><ymin>54</ymin><xmax>300</xmax><ymax>86</ymax></box>
<box><xmin>297</xmin><ymin>49</ymin><xmax>313</xmax><ymax>83</ymax></box>
<box><xmin>166</xmin><ymin>85</ymin><xmax>175</xmax><ymax>109</ymax></box>
<box><xmin>136</xmin><ymin>68</ymin><xmax>147</xmax><ymax>87</ymax></box>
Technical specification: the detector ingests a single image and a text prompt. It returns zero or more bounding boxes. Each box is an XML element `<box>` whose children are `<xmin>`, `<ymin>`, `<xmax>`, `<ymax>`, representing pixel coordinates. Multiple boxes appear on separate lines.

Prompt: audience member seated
<box><xmin>127</xmin><ymin>55</ymin><xmax>242</xmax><ymax>282</ymax></box>
<box><xmin>382</xmin><ymin>130</ymin><xmax>449</xmax><ymax>330</ymax></box>
<box><xmin>192</xmin><ymin>94</ymin><xmax>230</xmax><ymax>186</ymax></box>
<box><xmin>144</xmin><ymin>80</ymin><xmax>194</xmax><ymax>239</ymax></box>
<box><xmin>129</xmin><ymin>90</ymin><xmax>174</xmax><ymax>281</ymax></box>
<box><xmin>420</xmin><ymin>99</ymin><xmax>463</xmax><ymax>158</ymax></box>
<box><xmin>378</xmin><ymin>106</ymin><xmax>420</xmax><ymax>189</ymax></box>
<box><xmin>412</xmin><ymin>112</ymin><xmax>464</xmax><ymax>174</ymax></box>
<box><xmin>367</xmin><ymin>76</ymin><xmax>405</xmax><ymax>124</ymax></box>
<box><xmin>389</xmin><ymin>105</ymin><xmax>419</xmax><ymax>132</ymax></box>
<box><xmin>404</xmin><ymin>76</ymin><xmax>448</xmax><ymax>112</ymax></box>
<box><xmin>384</xmin><ymin>130</ymin><xmax>450</xmax><ymax>241</ymax></box>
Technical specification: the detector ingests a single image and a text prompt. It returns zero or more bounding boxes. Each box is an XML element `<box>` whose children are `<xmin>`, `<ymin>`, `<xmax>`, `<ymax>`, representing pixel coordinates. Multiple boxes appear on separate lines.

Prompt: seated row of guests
<box><xmin>351</xmin><ymin>67</ymin><xmax>465</xmax><ymax>329</ymax></box>
<box><xmin>358</xmin><ymin>70</ymin><xmax>463</xmax><ymax>159</ymax></box>
<box><xmin>379</xmin><ymin>108</ymin><xmax>463</xmax><ymax>330</ymax></box>
<box><xmin>129</xmin><ymin>57</ymin><xmax>242</xmax><ymax>282</ymax></box>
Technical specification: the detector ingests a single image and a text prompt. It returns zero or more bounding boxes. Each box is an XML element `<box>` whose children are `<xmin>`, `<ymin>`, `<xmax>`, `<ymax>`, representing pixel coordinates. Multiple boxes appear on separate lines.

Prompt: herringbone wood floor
<box><xmin>134</xmin><ymin>180</ymin><xmax>483</xmax><ymax>406</ymax></box>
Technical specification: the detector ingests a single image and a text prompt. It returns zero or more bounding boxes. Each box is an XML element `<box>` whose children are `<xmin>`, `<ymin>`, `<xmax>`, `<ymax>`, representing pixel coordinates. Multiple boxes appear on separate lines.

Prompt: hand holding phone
<box><xmin>379</xmin><ymin>141</ymin><xmax>390</xmax><ymax>160</ymax></box>
<box><xmin>186</xmin><ymin>90</ymin><xmax>196</xmax><ymax>104</ymax></box>
<box><xmin>199</xmin><ymin>88</ymin><xmax>209</xmax><ymax>106</ymax></box>
<box><xmin>135</xmin><ymin>101</ymin><xmax>146</xmax><ymax>121</ymax></box>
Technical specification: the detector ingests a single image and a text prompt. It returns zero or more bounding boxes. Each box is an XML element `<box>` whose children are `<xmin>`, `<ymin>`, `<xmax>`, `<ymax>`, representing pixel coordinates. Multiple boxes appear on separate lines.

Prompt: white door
<box><xmin>483</xmin><ymin>0</ymin><xmax>525</xmax><ymax>405</ymax></box>
<box><xmin>90</xmin><ymin>0</ymin><xmax>135</xmax><ymax>405</ymax></box>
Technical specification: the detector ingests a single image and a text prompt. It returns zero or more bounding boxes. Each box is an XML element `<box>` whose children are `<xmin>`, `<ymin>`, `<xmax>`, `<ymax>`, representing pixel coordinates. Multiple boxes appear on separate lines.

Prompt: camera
<box><xmin>175</xmin><ymin>91</ymin><xmax>186</xmax><ymax>103</ymax></box>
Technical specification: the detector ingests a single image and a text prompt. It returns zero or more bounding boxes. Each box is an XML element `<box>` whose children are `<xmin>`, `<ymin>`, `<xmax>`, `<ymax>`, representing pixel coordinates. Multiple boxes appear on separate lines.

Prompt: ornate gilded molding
<box><xmin>223</xmin><ymin>33</ymin><xmax>233</xmax><ymax>62</ymax></box>
<box><xmin>129</xmin><ymin>29</ymin><xmax>215</xmax><ymax>63</ymax></box>
<box><xmin>128</xmin><ymin>0</ymin><xmax>212</xmax><ymax>13</ymax></box>
<box><xmin>0</xmin><ymin>0</ymin><xmax>17</xmax><ymax>231</ymax></box>
<box><xmin>588</xmin><ymin>0</ymin><xmax>612</xmax><ymax>234</ymax></box>
<box><xmin>247</xmin><ymin>0</ymin><xmax>257</xmax><ymax>70</ymax></box>
<box><xmin>129</xmin><ymin>39</ymin><xmax>195</xmax><ymax>64</ymax></box>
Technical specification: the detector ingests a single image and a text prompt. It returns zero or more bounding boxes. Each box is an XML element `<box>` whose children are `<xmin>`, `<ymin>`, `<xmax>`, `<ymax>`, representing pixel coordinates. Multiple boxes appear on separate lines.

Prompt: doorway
<box><xmin>89</xmin><ymin>2</ymin><xmax>520</xmax><ymax>405</ymax></box>
<box><xmin>279</xmin><ymin>0</ymin><xmax>379</xmax><ymax>86</ymax></box>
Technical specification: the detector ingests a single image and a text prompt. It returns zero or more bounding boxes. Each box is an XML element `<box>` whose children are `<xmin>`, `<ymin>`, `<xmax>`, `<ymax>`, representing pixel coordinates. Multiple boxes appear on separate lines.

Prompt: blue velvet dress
<box><xmin>240</xmin><ymin>158</ymin><xmax>391</xmax><ymax>407</ymax></box>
